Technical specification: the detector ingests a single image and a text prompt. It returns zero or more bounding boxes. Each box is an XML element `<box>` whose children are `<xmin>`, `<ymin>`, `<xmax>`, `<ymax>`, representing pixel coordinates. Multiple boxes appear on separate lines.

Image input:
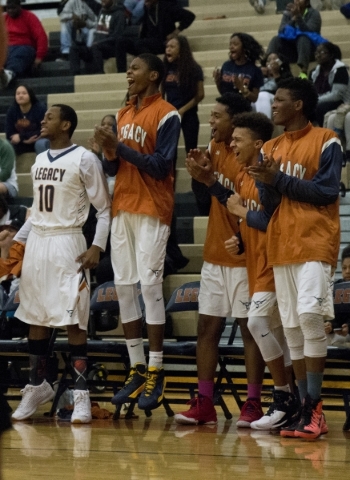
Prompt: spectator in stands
<box><xmin>10</xmin><ymin>103</ymin><xmax>111</xmax><ymax>424</ymax></box>
<box><xmin>69</xmin><ymin>0</ymin><xmax>126</xmax><ymax>75</ymax></box>
<box><xmin>255</xmin><ymin>52</ymin><xmax>293</xmax><ymax>119</ymax></box>
<box><xmin>0</xmin><ymin>193</ymin><xmax>29</xmax><ymax>260</ymax></box>
<box><xmin>265</xmin><ymin>0</ymin><xmax>322</xmax><ymax>77</ymax></box>
<box><xmin>5</xmin><ymin>84</ymin><xmax>49</xmax><ymax>156</ymax></box>
<box><xmin>57</xmin><ymin>0</ymin><xmax>98</xmax><ymax>61</ymax></box>
<box><xmin>0</xmin><ymin>0</ymin><xmax>48</xmax><ymax>89</ymax></box>
<box><xmin>325</xmin><ymin>244</ymin><xmax>350</xmax><ymax>340</ymax></box>
<box><xmin>93</xmin><ymin>53</ymin><xmax>181</xmax><ymax>412</ymax></box>
<box><xmin>0</xmin><ymin>138</ymin><xmax>18</xmax><ymax>200</ymax></box>
<box><xmin>247</xmin><ymin>77</ymin><xmax>342</xmax><ymax>440</ymax></box>
<box><xmin>310</xmin><ymin>42</ymin><xmax>350</xmax><ymax>127</ymax></box>
<box><xmin>162</xmin><ymin>35</ymin><xmax>204</xmax><ymax>155</ymax></box>
<box><xmin>174</xmin><ymin>93</ymin><xmax>267</xmax><ymax>428</ymax></box>
<box><xmin>213</xmin><ymin>32</ymin><xmax>264</xmax><ymax>103</ymax></box>
<box><xmin>324</xmin><ymin>103</ymin><xmax>350</xmax><ymax>162</ymax></box>
<box><xmin>115</xmin><ymin>0</ymin><xmax>195</xmax><ymax>73</ymax></box>
<box><xmin>249</xmin><ymin>0</ymin><xmax>266</xmax><ymax>14</ymax></box>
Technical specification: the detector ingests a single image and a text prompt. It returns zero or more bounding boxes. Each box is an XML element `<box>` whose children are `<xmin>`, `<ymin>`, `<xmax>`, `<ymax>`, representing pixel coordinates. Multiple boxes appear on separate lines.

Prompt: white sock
<box><xmin>148</xmin><ymin>351</ymin><xmax>163</xmax><ymax>369</ymax></box>
<box><xmin>125</xmin><ymin>338</ymin><xmax>146</xmax><ymax>367</ymax></box>
<box><xmin>274</xmin><ymin>384</ymin><xmax>290</xmax><ymax>393</ymax></box>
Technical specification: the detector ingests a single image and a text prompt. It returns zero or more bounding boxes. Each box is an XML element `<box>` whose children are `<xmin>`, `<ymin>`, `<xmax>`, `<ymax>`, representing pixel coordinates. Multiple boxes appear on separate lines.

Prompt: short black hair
<box><xmin>342</xmin><ymin>245</ymin><xmax>350</xmax><ymax>262</ymax></box>
<box><xmin>232</xmin><ymin>112</ymin><xmax>274</xmax><ymax>143</ymax></box>
<box><xmin>216</xmin><ymin>92</ymin><xmax>252</xmax><ymax>119</ymax></box>
<box><xmin>276</xmin><ymin>77</ymin><xmax>318</xmax><ymax>121</ymax></box>
<box><xmin>51</xmin><ymin>104</ymin><xmax>78</xmax><ymax>138</ymax></box>
<box><xmin>137</xmin><ymin>53</ymin><xmax>165</xmax><ymax>86</ymax></box>
<box><xmin>319</xmin><ymin>41</ymin><xmax>342</xmax><ymax>61</ymax></box>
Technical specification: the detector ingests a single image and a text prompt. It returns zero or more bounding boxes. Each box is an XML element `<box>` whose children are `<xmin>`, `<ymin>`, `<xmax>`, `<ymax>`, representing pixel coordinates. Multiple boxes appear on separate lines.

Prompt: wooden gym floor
<box><xmin>1</xmin><ymin>395</ymin><xmax>350</xmax><ymax>480</ymax></box>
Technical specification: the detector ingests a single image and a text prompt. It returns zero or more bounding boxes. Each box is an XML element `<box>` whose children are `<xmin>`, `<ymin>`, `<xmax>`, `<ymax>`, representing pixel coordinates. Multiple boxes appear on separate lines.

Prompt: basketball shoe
<box><xmin>294</xmin><ymin>394</ymin><xmax>327</xmax><ymax>440</ymax></box>
<box><xmin>251</xmin><ymin>390</ymin><xmax>299</xmax><ymax>430</ymax></box>
<box><xmin>174</xmin><ymin>395</ymin><xmax>218</xmax><ymax>425</ymax></box>
<box><xmin>71</xmin><ymin>390</ymin><xmax>92</xmax><ymax>424</ymax></box>
<box><xmin>111</xmin><ymin>363</ymin><xmax>146</xmax><ymax>405</ymax></box>
<box><xmin>281</xmin><ymin>407</ymin><xmax>328</xmax><ymax>438</ymax></box>
<box><xmin>12</xmin><ymin>379</ymin><xmax>55</xmax><ymax>421</ymax></box>
<box><xmin>236</xmin><ymin>398</ymin><xmax>263</xmax><ymax>427</ymax></box>
<box><xmin>138</xmin><ymin>366</ymin><xmax>165</xmax><ymax>410</ymax></box>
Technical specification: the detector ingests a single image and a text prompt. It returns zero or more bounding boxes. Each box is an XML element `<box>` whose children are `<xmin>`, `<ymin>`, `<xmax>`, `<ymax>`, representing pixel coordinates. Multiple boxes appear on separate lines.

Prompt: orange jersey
<box><xmin>111</xmin><ymin>93</ymin><xmax>181</xmax><ymax>226</ymax></box>
<box><xmin>262</xmin><ymin>124</ymin><xmax>341</xmax><ymax>267</ymax></box>
<box><xmin>203</xmin><ymin>140</ymin><xmax>246</xmax><ymax>268</ymax></box>
<box><xmin>235</xmin><ymin>171</ymin><xmax>275</xmax><ymax>296</ymax></box>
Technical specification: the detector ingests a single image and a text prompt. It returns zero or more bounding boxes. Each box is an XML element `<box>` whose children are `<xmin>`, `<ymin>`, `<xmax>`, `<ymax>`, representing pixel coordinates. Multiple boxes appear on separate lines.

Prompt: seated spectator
<box><xmin>324</xmin><ymin>244</ymin><xmax>350</xmax><ymax>343</ymax></box>
<box><xmin>0</xmin><ymin>139</ymin><xmax>18</xmax><ymax>200</ymax></box>
<box><xmin>115</xmin><ymin>0</ymin><xmax>195</xmax><ymax>73</ymax></box>
<box><xmin>213</xmin><ymin>32</ymin><xmax>264</xmax><ymax>103</ymax></box>
<box><xmin>324</xmin><ymin>103</ymin><xmax>350</xmax><ymax>162</ymax></box>
<box><xmin>0</xmin><ymin>194</ymin><xmax>29</xmax><ymax>259</ymax></box>
<box><xmin>89</xmin><ymin>113</ymin><xmax>116</xmax><ymax>195</ymax></box>
<box><xmin>0</xmin><ymin>0</ymin><xmax>48</xmax><ymax>89</ymax></box>
<box><xmin>57</xmin><ymin>0</ymin><xmax>98</xmax><ymax>61</ymax></box>
<box><xmin>5</xmin><ymin>84</ymin><xmax>49</xmax><ymax>156</ymax></box>
<box><xmin>310</xmin><ymin>42</ymin><xmax>350</xmax><ymax>126</ymax></box>
<box><xmin>265</xmin><ymin>0</ymin><xmax>321</xmax><ymax>77</ymax></box>
<box><xmin>162</xmin><ymin>35</ymin><xmax>204</xmax><ymax>155</ymax></box>
<box><xmin>255</xmin><ymin>52</ymin><xmax>293</xmax><ymax>119</ymax></box>
<box><xmin>69</xmin><ymin>0</ymin><xmax>126</xmax><ymax>75</ymax></box>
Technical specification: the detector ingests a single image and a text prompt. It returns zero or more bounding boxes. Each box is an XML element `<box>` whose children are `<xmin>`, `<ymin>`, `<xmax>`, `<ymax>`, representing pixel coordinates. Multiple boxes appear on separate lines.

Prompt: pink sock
<box><xmin>198</xmin><ymin>380</ymin><xmax>214</xmax><ymax>400</ymax></box>
<box><xmin>247</xmin><ymin>383</ymin><xmax>262</xmax><ymax>401</ymax></box>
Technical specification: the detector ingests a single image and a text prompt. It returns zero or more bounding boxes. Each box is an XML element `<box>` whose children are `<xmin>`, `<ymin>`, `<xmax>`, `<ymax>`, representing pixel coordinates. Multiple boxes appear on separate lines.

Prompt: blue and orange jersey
<box><xmin>203</xmin><ymin>140</ymin><xmax>246</xmax><ymax>268</ymax></box>
<box><xmin>111</xmin><ymin>93</ymin><xmax>181</xmax><ymax>226</ymax></box>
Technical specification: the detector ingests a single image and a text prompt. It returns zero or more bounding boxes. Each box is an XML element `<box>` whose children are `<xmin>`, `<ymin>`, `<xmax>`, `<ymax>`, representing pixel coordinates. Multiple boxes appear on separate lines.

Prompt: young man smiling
<box><xmin>174</xmin><ymin>93</ymin><xmax>267</xmax><ymax>427</ymax></box>
<box><xmin>248</xmin><ymin>77</ymin><xmax>342</xmax><ymax>439</ymax></box>
<box><xmin>94</xmin><ymin>53</ymin><xmax>181</xmax><ymax>411</ymax></box>
<box><xmin>11</xmin><ymin>104</ymin><xmax>111</xmax><ymax>423</ymax></box>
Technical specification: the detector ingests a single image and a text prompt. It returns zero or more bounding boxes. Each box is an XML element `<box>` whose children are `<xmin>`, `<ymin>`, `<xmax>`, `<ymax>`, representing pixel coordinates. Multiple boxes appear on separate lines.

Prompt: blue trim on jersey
<box><xmin>271</xmin><ymin>140</ymin><xmax>342</xmax><ymax>205</ymax></box>
<box><xmin>116</xmin><ymin>114</ymin><xmax>181</xmax><ymax>180</ymax></box>
<box><xmin>47</xmin><ymin>145</ymin><xmax>79</xmax><ymax>163</ymax></box>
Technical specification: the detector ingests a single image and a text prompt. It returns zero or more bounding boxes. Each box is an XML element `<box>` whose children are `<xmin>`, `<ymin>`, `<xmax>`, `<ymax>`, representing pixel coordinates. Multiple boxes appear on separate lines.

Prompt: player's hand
<box><xmin>76</xmin><ymin>245</ymin><xmax>102</xmax><ymax>273</ymax></box>
<box><xmin>88</xmin><ymin>136</ymin><xmax>101</xmax><ymax>155</ymax></box>
<box><xmin>246</xmin><ymin>155</ymin><xmax>281</xmax><ymax>184</ymax></box>
<box><xmin>94</xmin><ymin>125</ymin><xmax>118</xmax><ymax>160</ymax></box>
<box><xmin>224</xmin><ymin>235</ymin><xmax>240</xmax><ymax>256</ymax></box>
<box><xmin>227</xmin><ymin>193</ymin><xmax>242</xmax><ymax>215</ymax></box>
<box><xmin>185</xmin><ymin>149</ymin><xmax>216</xmax><ymax>186</ymax></box>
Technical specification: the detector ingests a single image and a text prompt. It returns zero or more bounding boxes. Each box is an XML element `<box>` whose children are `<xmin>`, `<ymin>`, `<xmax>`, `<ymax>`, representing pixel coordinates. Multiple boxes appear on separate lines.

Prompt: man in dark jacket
<box><xmin>115</xmin><ymin>0</ymin><xmax>195</xmax><ymax>72</ymax></box>
<box><xmin>69</xmin><ymin>0</ymin><xmax>126</xmax><ymax>75</ymax></box>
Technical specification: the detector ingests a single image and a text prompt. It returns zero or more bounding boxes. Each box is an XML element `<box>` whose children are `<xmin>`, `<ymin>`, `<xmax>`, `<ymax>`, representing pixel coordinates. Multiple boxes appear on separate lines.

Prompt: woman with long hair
<box><xmin>162</xmin><ymin>34</ymin><xmax>204</xmax><ymax>154</ymax></box>
<box><xmin>213</xmin><ymin>32</ymin><xmax>264</xmax><ymax>103</ymax></box>
<box><xmin>5</xmin><ymin>84</ymin><xmax>49</xmax><ymax>156</ymax></box>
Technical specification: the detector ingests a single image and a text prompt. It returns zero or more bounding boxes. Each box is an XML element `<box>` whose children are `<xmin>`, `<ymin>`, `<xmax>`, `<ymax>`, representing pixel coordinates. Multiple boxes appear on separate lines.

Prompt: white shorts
<box><xmin>198</xmin><ymin>262</ymin><xmax>249</xmax><ymax>318</ymax></box>
<box><xmin>273</xmin><ymin>262</ymin><xmax>334</xmax><ymax>329</ymax></box>
<box><xmin>248</xmin><ymin>291</ymin><xmax>281</xmax><ymax>329</ymax></box>
<box><xmin>16</xmin><ymin>226</ymin><xmax>90</xmax><ymax>330</ymax></box>
<box><xmin>111</xmin><ymin>211</ymin><xmax>170</xmax><ymax>285</ymax></box>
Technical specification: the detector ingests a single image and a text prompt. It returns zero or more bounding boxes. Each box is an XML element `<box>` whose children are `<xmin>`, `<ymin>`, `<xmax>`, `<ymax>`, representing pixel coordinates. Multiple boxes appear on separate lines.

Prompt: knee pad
<box><xmin>284</xmin><ymin>326</ymin><xmax>304</xmax><ymax>361</ymax></box>
<box><xmin>114</xmin><ymin>284</ymin><xmax>142</xmax><ymax>323</ymax></box>
<box><xmin>299</xmin><ymin>313</ymin><xmax>327</xmax><ymax>358</ymax></box>
<box><xmin>141</xmin><ymin>283</ymin><xmax>165</xmax><ymax>325</ymax></box>
<box><xmin>248</xmin><ymin>316</ymin><xmax>283</xmax><ymax>363</ymax></box>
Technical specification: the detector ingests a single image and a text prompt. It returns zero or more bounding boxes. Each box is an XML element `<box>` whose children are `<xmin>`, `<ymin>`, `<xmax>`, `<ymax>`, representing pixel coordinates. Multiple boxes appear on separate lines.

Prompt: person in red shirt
<box><xmin>0</xmin><ymin>0</ymin><xmax>48</xmax><ymax>89</ymax></box>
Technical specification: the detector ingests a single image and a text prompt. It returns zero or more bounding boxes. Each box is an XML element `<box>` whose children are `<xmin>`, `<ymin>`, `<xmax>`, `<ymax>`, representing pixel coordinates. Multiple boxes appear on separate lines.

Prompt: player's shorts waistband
<box><xmin>31</xmin><ymin>225</ymin><xmax>83</xmax><ymax>236</ymax></box>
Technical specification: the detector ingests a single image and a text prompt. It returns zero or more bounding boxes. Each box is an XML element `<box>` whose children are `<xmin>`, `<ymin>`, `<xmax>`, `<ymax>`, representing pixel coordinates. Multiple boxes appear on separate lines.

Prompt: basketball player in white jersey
<box><xmin>11</xmin><ymin>104</ymin><xmax>111</xmax><ymax>423</ymax></box>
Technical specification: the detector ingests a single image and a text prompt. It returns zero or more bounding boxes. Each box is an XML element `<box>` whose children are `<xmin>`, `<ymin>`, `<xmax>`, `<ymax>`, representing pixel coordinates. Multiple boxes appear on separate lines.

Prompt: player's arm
<box><xmin>116</xmin><ymin>112</ymin><xmax>181</xmax><ymax>180</ymax></box>
<box><xmin>76</xmin><ymin>152</ymin><xmax>111</xmax><ymax>272</ymax></box>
